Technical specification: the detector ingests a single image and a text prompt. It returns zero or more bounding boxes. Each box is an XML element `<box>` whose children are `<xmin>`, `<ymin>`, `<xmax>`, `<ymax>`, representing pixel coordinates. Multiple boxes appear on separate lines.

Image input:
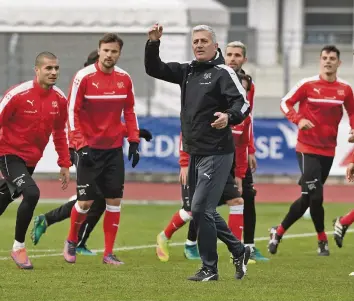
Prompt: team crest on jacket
<box><xmin>117</xmin><ymin>81</ymin><xmax>125</xmax><ymax>89</ymax></box>
<box><xmin>52</xmin><ymin>101</ymin><xmax>58</xmax><ymax>108</ymax></box>
<box><xmin>203</xmin><ymin>73</ymin><xmax>212</xmax><ymax>80</ymax></box>
<box><xmin>338</xmin><ymin>89</ymin><xmax>345</xmax><ymax>96</ymax></box>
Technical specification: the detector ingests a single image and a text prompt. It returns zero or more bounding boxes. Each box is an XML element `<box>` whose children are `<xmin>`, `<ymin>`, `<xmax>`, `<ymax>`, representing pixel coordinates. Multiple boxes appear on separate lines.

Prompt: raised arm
<box><xmin>144</xmin><ymin>24</ymin><xmax>185</xmax><ymax>85</ymax></box>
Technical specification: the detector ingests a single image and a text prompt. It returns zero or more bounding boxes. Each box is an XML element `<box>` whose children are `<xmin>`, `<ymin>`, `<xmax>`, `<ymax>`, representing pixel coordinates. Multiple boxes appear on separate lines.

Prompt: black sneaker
<box><xmin>233</xmin><ymin>245</ymin><xmax>251</xmax><ymax>280</ymax></box>
<box><xmin>317</xmin><ymin>240</ymin><xmax>330</xmax><ymax>256</ymax></box>
<box><xmin>268</xmin><ymin>226</ymin><xmax>282</xmax><ymax>255</ymax></box>
<box><xmin>333</xmin><ymin>217</ymin><xmax>349</xmax><ymax>248</ymax></box>
<box><xmin>187</xmin><ymin>267</ymin><xmax>219</xmax><ymax>281</ymax></box>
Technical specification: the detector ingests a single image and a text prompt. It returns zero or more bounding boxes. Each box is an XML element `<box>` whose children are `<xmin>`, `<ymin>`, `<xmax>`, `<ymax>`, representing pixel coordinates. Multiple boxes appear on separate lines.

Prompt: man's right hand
<box><xmin>235</xmin><ymin>177</ymin><xmax>243</xmax><ymax>195</ymax></box>
<box><xmin>78</xmin><ymin>146</ymin><xmax>95</xmax><ymax>167</ymax></box>
<box><xmin>139</xmin><ymin>129</ymin><xmax>153</xmax><ymax>141</ymax></box>
<box><xmin>346</xmin><ymin>163</ymin><xmax>354</xmax><ymax>182</ymax></box>
<box><xmin>179</xmin><ymin>166</ymin><xmax>188</xmax><ymax>187</ymax></box>
<box><xmin>148</xmin><ymin>23</ymin><xmax>163</xmax><ymax>41</ymax></box>
<box><xmin>298</xmin><ymin>118</ymin><xmax>315</xmax><ymax>130</ymax></box>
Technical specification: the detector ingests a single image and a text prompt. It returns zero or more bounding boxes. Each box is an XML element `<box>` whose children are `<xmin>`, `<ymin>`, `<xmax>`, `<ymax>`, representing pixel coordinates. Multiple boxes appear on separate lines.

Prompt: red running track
<box><xmin>36</xmin><ymin>180</ymin><xmax>354</xmax><ymax>203</ymax></box>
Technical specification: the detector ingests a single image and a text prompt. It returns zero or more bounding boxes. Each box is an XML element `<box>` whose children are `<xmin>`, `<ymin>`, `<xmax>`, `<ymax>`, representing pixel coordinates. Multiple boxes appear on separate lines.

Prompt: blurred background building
<box><xmin>0</xmin><ymin>0</ymin><xmax>353</xmax><ymax>179</ymax></box>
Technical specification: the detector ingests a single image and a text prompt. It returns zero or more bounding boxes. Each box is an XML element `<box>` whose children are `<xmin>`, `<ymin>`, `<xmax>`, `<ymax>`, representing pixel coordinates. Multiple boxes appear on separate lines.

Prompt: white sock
<box><xmin>245</xmin><ymin>243</ymin><xmax>255</xmax><ymax>250</ymax></box>
<box><xmin>13</xmin><ymin>240</ymin><xmax>25</xmax><ymax>251</ymax></box>
<box><xmin>160</xmin><ymin>231</ymin><xmax>168</xmax><ymax>240</ymax></box>
<box><xmin>185</xmin><ymin>239</ymin><xmax>197</xmax><ymax>246</ymax></box>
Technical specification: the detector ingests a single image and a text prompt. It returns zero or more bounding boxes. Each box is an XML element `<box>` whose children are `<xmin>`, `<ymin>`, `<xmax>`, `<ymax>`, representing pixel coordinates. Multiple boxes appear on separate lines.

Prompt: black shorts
<box><xmin>76</xmin><ymin>148</ymin><xmax>124</xmax><ymax>200</ymax></box>
<box><xmin>296</xmin><ymin>152</ymin><xmax>334</xmax><ymax>193</ymax></box>
<box><xmin>218</xmin><ymin>174</ymin><xmax>241</xmax><ymax>206</ymax></box>
<box><xmin>70</xmin><ymin>149</ymin><xmax>104</xmax><ymax>200</ymax></box>
<box><xmin>0</xmin><ymin>155</ymin><xmax>36</xmax><ymax>199</ymax></box>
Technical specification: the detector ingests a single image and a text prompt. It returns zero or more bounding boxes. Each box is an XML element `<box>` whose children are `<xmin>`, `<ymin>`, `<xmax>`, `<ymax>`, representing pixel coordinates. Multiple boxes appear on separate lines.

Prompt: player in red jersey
<box><xmin>0</xmin><ymin>52</ymin><xmax>71</xmax><ymax>269</ymax></box>
<box><xmin>155</xmin><ymin>73</ymin><xmax>252</xmax><ymax>262</ymax></box>
<box><xmin>269</xmin><ymin>45</ymin><xmax>354</xmax><ymax>256</ymax></box>
<box><xmin>64</xmin><ymin>33</ymin><xmax>140</xmax><ymax>266</ymax></box>
<box><xmin>223</xmin><ymin>41</ymin><xmax>268</xmax><ymax>263</ymax></box>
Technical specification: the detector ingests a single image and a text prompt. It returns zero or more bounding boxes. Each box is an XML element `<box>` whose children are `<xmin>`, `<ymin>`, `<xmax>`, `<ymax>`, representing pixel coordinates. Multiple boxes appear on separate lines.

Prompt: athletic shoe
<box><xmin>251</xmin><ymin>247</ymin><xmax>270</xmax><ymax>262</ymax></box>
<box><xmin>187</xmin><ymin>267</ymin><xmax>218</xmax><ymax>281</ymax></box>
<box><xmin>268</xmin><ymin>226</ymin><xmax>282</xmax><ymax>254</ymax></box>
<box><xmin>77</xmin><ymin>245</ymin><xmax>97</xmax><ymax>256</ymax></box>
<box><xmin>184</xmin><ymin>244</ymin><xmax>200</xmax><ymax>260</ymax></box>
<box><xmin>11</xmin><ymin>248</ymin><xmax>33</xmax><ymax>270</ymax></box>
<box><xmin>31</xmin><ymin>215</ymin><xmax>47</xmax><ymax>245</ymax></box>
<box><xmin>333</xmin><ymin>217</ymin><xmax>349</xmax><ymax>248</ymax></box>
<box><xmin>103</xmin><ymin>254</ymin><xmax>124</xmax><ymax>265</ymax></box>
<box><xmin>318</xmin><ymin>240</ymin><xmax>330</xmax><ymax>256</ymax></box>
<box><xmin>156</xmin><ymin>232</ymin><xmax>169</xmax><ymax>262</ymax></box>
<box><xmin>63</xmin><ymin>240</ymin><xmax>76</xmax><ymax>263</ymax></box>
<box><xmin>233</xmin><ymin>245</ymin><xmax>251</xmax><ymax>280</ymax></box>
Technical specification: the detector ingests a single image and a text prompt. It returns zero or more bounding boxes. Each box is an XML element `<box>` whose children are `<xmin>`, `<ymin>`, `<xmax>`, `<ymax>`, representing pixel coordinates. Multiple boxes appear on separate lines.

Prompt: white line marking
<box><xmin>0</xmin><ymin>229</ymin><xmax>352</xmax><ymax>260</ymax></box>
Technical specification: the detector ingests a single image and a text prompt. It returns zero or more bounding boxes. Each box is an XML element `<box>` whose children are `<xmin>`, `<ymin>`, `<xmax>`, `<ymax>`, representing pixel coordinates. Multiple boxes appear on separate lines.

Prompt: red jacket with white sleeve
<box><xmin>232</xmin><ymin>117</ymin><xmax>251</xmax><ymax>178</ymax></box>
<box><xmin>68</xmin><ymin>62</ymin><xmax>140</xmax><ymax>151</ymax></box>
<box><xmin>280</xmin><ymin>75</ymin><xmax>354</xmax><ymax>157</ymax></box>
<box><xmin>0</xmin><ymin>79</ymin><xmax>71</xmax><ymax>168</ymax></box>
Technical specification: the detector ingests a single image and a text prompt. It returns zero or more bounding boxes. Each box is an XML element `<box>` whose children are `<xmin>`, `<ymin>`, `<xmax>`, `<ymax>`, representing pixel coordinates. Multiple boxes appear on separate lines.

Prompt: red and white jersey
<box><xmin>68</xmin><ymin>62</ymin><xmax>140</xmax><ymax>151</ymax></box>
<box><xmin>178</xmin><ymin>118</ymin><xmax>250</xmax><ymax>178</ymax></box>
<box><xmin>0</xmin><ymin>79</ymin><xmax>71</xmax><ymax>168</ymax></box>
<box><xmin>280</xmin><ymin>75</ymin><xmax>354</xmax><ymax>157</ymax></box>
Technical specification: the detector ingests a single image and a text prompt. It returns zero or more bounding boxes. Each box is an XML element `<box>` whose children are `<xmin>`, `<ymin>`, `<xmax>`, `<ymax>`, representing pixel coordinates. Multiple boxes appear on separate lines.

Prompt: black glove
<box><xmin>78</xmin><ymin>146</ymin><xmax>95</xmax><ymax>167</ymax></box>
<box><xmin>128</xmin><ymin>142</ymin><xmax>140</xmax><ymax>168</ymax></box>
<box><xmin>69</xmin><ymin>148</ymin><xmax>76</xmax><ymax>166</ymax></box>
<box><xmin>139</xmin><ymin>129</ymin><xmax>153</xmax><ymax>141</ymax></box>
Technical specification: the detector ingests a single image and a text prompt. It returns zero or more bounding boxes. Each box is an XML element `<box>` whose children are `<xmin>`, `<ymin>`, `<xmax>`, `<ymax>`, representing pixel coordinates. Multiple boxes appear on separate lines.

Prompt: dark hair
<box><xmin>35</xmin><ymin>51</ymin><xmax>57</xmax><ymax>66</ymax></box>
<box><xmin>236</xmin><ymin>72</ymin><xmax>252</xmax><ymax>92</ymax></box>
<box><xmin>84</xmin><ymin>50</ymin><xmax>99</xmax><ymax>67</ymax></box>
<box><xmin>98</xmin><ymin>33</ymin><xmax>124</xmax><ymax>50</ymax></box>
<box><xmin>320</xmin><ymin>45</ymin><xmax>340</xmax><ymax>59</ymax></box>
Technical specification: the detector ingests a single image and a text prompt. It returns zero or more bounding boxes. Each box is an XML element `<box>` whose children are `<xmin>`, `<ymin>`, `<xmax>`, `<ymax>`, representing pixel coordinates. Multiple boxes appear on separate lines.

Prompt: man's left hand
<box><xmin>128</xmin><ymin>142</ymin><xmax>140</xmax><ymax>168</ymax></box>
<box><xmin>248</xmin><ymin>154</ymin><xmax>257</xmax><ymax>173</ymax></box>
<box><xmin>348</xmin><ymin>129</ymin><xmax>354</xmax><ymax>143</ymax></box>
<box><xmin>139</xmin><ymin>129</ymin><xmax>153</xmax><ymax>141</ymax></box>
<box><xmin>211</xmin><ymin>112</ymin><xmax>228</xmax><ymax>129</ymax></box>
<box><xmin>59</xmin><ymin>167</ymin><xmax>70</xmax><ymax>190</ymax></box>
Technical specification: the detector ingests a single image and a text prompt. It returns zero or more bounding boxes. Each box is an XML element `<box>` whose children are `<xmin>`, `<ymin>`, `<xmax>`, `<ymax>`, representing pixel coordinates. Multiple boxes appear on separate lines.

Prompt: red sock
<box><xmin>104</xmin><ymin>205</ymin><xmax>121</xmax><ymax>257</ymax></box>
<box><xmin>67</xmin><ymin>202</ymin><xmax>88</xmax><ymax>243</ymax></box>
<box><xmin>317</xmin><ymin>231</ymin><xmax>327</xmax><ymax>241</ymax></box>
<box><xmin>276</xmin><ymin>225</ymin><xmax>286</xmax><ymax>236</ymax></box>
<box><xmin>228</xmin><ymin>205</ymin><xmax>244</xmax><ymax>240</ymax></box>
<box><xmin>164</xmin><ymin>209</ymin><xmax>190</xmax><ymax>239</ymax></box>
<box><xmin>340</xmin><ymin>210</ymin><xmax>354</xmax><ymax>226</ymax></box>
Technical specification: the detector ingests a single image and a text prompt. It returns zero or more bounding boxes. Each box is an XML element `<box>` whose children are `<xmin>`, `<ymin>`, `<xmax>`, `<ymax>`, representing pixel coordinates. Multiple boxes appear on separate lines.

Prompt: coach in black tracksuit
<box><xmin>145</xmin><ymin>24</ymin><xmax>251</xmax><ymax>281</ymax></box>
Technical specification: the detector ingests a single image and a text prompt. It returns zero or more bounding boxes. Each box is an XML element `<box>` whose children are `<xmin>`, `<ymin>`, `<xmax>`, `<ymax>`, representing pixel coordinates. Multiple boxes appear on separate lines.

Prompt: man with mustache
<box><xmin>63</xmin><ymin>33</ymin><xmax>140</xmax><ymax>266</ymax></box>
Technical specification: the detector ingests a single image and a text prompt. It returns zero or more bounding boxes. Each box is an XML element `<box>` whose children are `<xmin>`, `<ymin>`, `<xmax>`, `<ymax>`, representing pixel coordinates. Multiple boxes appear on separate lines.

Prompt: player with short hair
<box><xmin>64</xmin><ymin>33</ymin><xmax>140</xmax><ymax>265</ymax></box>
<box><xmin>0</xmin><ymin>51</ymin><xmax>71</xmax><ymax>269</ymax></box>
<box><xmin>156</xmin><ymin>72</ymin><xmax>252</xmax><ymax>263</ymax></box>
<box><xmin>270</xmin><ymin>45</ymin><xmax>354</xmax><ymax>256</ymax></box>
